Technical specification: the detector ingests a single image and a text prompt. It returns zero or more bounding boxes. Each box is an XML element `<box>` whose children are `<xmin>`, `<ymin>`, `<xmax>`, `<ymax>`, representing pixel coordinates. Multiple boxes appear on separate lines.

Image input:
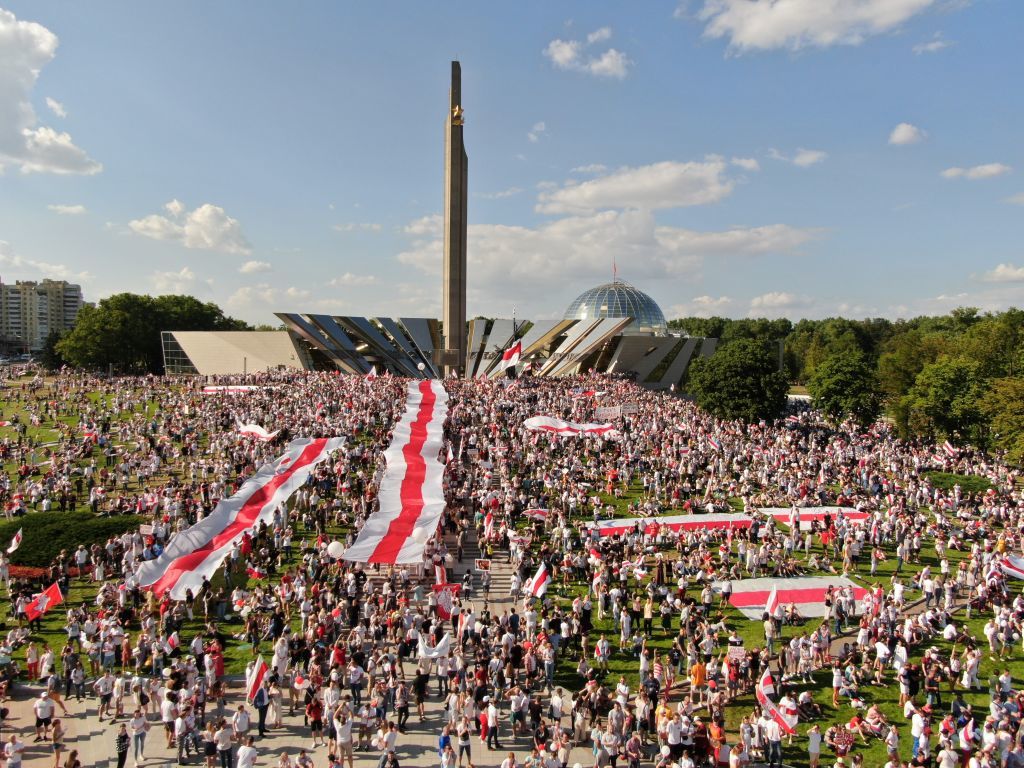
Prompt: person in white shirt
<box><xmin>4</xmin><ymin>735</ymin><xmax>26</xmax><ymax>768</ymax></box>
<box><xmin>764</xmin><ymin>717</ymin><xmax>782</xmax><ymax>768</ymax></box>
<box><xmin>236</xmin><ymin>736</ymin><xmax>258</xmax><ymax>768</ymax></box>
<box><xmin>233</xmin><ymin>705</ymin><xmax>251</xmax><ymax>743</ymax></box>
<box><xmin>129</xmin><ymin>708</ymin><xmax>150</xmax><ymax>763</ymax></box>
<box><xmin>32</xmin><ymin>691</ymin><xmax>55</xmax><ymax>741</ymax></box>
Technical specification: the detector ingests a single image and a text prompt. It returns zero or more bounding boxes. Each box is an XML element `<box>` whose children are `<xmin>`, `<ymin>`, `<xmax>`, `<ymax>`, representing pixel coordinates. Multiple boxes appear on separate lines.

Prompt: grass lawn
<box><xmin>539</xmin><ymin>475</ymin><xmax>1006</xmax><ymax>768</ymax></box>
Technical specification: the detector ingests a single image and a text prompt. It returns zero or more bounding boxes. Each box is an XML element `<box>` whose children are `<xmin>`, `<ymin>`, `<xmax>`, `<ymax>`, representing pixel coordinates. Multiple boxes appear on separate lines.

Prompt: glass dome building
<box><xmin>563</xmin><ymin>280</ymin><xmax>667</xmax><ymax>335</ymax></box>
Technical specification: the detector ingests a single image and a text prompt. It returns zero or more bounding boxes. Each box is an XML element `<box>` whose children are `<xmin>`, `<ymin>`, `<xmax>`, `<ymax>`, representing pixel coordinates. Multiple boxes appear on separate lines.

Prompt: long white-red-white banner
<box><xmin>585</xmin><ymin>512</ymin><xmax>753</xmax><ymax>538</ymax></box>
<box><xmin>1000</xmin><ymin>555</ymin><xmax>1024</xmax><ymax>580</ymax></box>
<box><xmin>343</xmin><ymin>380</ymin><xmax>449</xmax><ymax>564</ymax></box>
<box><xmin>137</xmin><ymin>437</ymin><xmax>343</xmax><ymax>599</ymax></box>
<box><xmin>523</xmin><ymin>416</ymin><xmax>620</xmax><ymax>439</ymax></box>
<box><xmin>759</xmin><ymin>506</ymin><xmax>868</xmax><ymax>531</ymax></box>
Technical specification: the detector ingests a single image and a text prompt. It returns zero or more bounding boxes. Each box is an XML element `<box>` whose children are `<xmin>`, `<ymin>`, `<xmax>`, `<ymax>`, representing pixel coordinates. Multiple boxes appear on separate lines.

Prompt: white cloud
<box><xmin>586</xmin><ymin>49</ymin><xmax>631</xmax><ymax>79</ymax></box>
<box><xmin>698</xmin><ymin>0</ymin><xmax>937</xmax><ymax>52</ymax></box>
<box><xmin>239</xmin><ymin>260</ymin><xmax>272</xmax><ymax>274</ymax></box>
<box><xmin>527</xmin><ymin>121</ymin><xmax>546</xmax><ymax>143</ymax></box>
<box><xmin>1005</xmin><ymin>193</ymin><xmax>1024</xmax><ymax>205</ymax></box>
<box><xmin>398</xmin><ymin>209</ymin><xmax>818</xmax><ymax>309</ymax></box>
<box><xmin>669</xmin><ymin>295</ymin><xmax>735</xmax><ymax>317</ymax></box>
<box><xmin>152</xmin><ymin>266</ymin><xmax>197</xmax><ymax>294</ymax></box>
<box><xmin>45</xmin><ymin>97</ymin><xmax>66</xmax><ymax>118</ymax></box>
<box><xmin>544</xmin><ymin>38</ymin><xmax>582</xmax><ymax>69</ymax></box>
<box><xmin>913</xmin><ymin>32</ymin><xmax>951</xmax><ymax>54</ymax></box>
<box><xmin>571</xmin><ymin>164</ymin><xmax>608</xmax><ymax>174</ymax></box>
<box><xmin>941</xmin><ymin>163</ymin><xmax>1012</xmax><ymax>180</ymax></box>
<box><xmin>731</xmin><ymin>157</ymin><xmax>760</xmax><ymax>171</ymax></box>
<box><xmin>227</xmin><ymin>284</ymin><xmax>277</xmax><ymax>310</ymax></box>
<box><xmin>330</xmin><ymin>272</ymin><xmax>377</xmax><ymax>287</ymax></box>
<box><xmin>978</xmin><ymin>264</ymin><xmax>1024</xmax><ymax>283</ymax></box>
<box><xmin>332</xmin><ymin>222</ymin><xmax>382</xmax><ymax>233</ymax></box>
<box><xmin>128</xmin><ymin>200</ymin><xmax>251</xmax><ymax>254</ymax></box>
<box><xmin>889</xmin><ymin>122</ymin><xmax>926</xmax><ymax>145</ymax></box>
<box><xmin>47</xmin><ymin>203</ymin><xmax>86</xmax><ymax>215</ymax></box>
<box><xmin>749</xmin><ymin>291</ymin><xmax>813</xmax><ymax>317</ymax></box>
<box><xmin>544</xmin><ymin>28</ymin><xmax>632</xmax><ymax>79</ymax></box>
<box><xmin>769</xmin><ymin>147</ymin><xmax>828</xmax><ymax>167</ymax></box>
<box><xmin>0</xmin><ymin>9</ymin><xmax>101</xmax><ymax>174</ymax></box>
<box><xmin>0</xmin><ymin>239</ymin><xmax>91</xmax><ymax>283</ymax></box>
<box><xmin>479</xmin><ymin>187</ymin><xmax>523</xmax><ymax>200</ymax></box>
<box><xmin>793</xmin><ymin>148</ymin><xmax>827</xmax><ymax>167</ymax></box>
<box><xmin>403</xmin><ymin>214</ymin><xmax>444</xmax><ymax>237</ymax></box>
<box><xmin>536</xmin><ymin>158</ymin><xmax>735</xmax><ymax>214</ymax></box>
<box><xmin>285</xmin><ymin>286</ymin><xmax>310</xmax><ymax>300</ymax></box>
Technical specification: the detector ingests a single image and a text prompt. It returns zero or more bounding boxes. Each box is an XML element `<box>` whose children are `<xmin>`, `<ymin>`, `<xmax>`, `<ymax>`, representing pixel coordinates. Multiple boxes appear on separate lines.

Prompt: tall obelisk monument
<box><xmin>441</xmin><ymin>61</ymin><xmax>468</xmax><ymax>377</ymax></box>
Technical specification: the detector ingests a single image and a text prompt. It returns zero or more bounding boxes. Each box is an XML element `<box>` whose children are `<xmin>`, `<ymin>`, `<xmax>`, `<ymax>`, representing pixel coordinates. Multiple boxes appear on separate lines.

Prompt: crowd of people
<box><xmin>0</xmin><ymin>367</ymin><xmax>1022</xmax><ymax>768</ymax></box>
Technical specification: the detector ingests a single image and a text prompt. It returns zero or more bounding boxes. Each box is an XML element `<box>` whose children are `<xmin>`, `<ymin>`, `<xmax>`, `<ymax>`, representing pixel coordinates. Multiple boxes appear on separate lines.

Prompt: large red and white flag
<box><xmin>343</xmin><ymin>380</ymin><xmax>449</xmax><ymax>564</ymax></box>
<box><xmin>6</xmin><ymin>527</ymin><xmax>22</xmax><ymax>554</ymax></box>
<box><xmin>523</xmin><ymin>416</ymin><xmax>620</xmax><ymax>440</ymax></box>
<box><xmin>496</xmin><ymin>340</ymin><xmax>522</xmax><ymax>372</ymax></box>
<box><xmin>524</xmin><ymin>508</ymin><xmax>549</xmax><ymax>522</ymax></box>
<box><xmin>236</xmin><ymin>421</ymin><xmax>280</xmax><ymax>442</ymax></box>
<box><xmin>24</xmin><ymin>582</ymin><xmax>63</xmax><ymax>622</ymax></box>
<box><xmin>942</xmin><ymin>440</ymin><xmax>958</xmax><ymax>457</ymax></box>
<box><xmin>433</xmin><ymin>584</ymin><xmax>461</xmax><ymax>619</ymax></box>
<box><xmin>722</xmin><ymin>576</ymin><xmax>868</xmax><ymax>620</ymax></box>
<box><xmin>755</xmin><ymin>674</ymin><xmax>797</xmax><ymax>735</ymax></box>
<box><xmin>525</xmin><ymin>562</ymin><xmax>551</xmax><ymax>597</ymax></box>
<box><xmin>757</xmin><ymin>666</ymin><xmax>776</xmax><ymax>698</ymax></box>
<box><xmin>585</xmin><ymin>512</ymin><xmax>753</xmax><ymax>538</ymax></box>
<box><xmin>246</xmin><ymin>656</ymin><xmax>269</xmax><ymax>702</ymax></box>
<box><xmin>434</xmin><ymin>563</ymin><xmax>448</xmax><ymax>585</ymax></box>
<box><xmin>999</xmin><ymin>555</ymin><xmax>1024</xmax><ymax>580</ymax></box>
<box><xmin>137</xmin><ymin>437</ymin><xmax>343</xmax><ymax>599</ymax></box>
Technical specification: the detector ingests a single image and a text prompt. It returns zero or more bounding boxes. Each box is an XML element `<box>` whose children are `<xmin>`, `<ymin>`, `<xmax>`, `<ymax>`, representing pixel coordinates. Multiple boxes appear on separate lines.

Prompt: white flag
<box><xmin>6</xmin><ymin>527</ymin><xmax>22</xmax><ymax>554</ymax></box>
<box><xmin>418</xmin><ymin>632</ymin><xmax>451</xmax><ymax>659</ymax></box>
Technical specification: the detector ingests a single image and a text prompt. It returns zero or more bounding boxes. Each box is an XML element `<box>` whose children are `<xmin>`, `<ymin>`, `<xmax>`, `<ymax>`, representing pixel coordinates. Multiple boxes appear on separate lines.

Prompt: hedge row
<box><xmin>0</xmin><ymin>511</ymin><xmax>143</xmax><ymax>567</ymax></box>
<box><xmin>922</xmin><ymin>471</ymin><xmax>993</xmax><ymax>495</ymax></box>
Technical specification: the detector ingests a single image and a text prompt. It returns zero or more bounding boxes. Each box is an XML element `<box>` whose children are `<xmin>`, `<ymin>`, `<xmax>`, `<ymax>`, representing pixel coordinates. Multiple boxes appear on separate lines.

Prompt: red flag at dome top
<box><xmin>24</xmin><ymin>582</ymin><xmax>63</xmax><ymax>622</ymax></box>
<box><xmin>246</xmin><ymin>656</ymin><xmax>268</xmax><ymax>702</ymax></box>
<box><xmin>432</xmin><ymin>583</ymin><xmax>461</xmax><ymax>619</ymax></box>
<box><xmin>497</xmin><ymin>340</ymin><xmax>522</xmax><ymax>372</ymax></box>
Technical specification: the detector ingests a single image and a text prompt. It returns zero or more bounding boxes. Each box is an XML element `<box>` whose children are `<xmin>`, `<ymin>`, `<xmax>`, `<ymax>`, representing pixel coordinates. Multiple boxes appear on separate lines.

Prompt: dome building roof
<box><xmin>563</xmin><ymin>280</ymin><xmax>667</xmax><ymax>335</ymax></box>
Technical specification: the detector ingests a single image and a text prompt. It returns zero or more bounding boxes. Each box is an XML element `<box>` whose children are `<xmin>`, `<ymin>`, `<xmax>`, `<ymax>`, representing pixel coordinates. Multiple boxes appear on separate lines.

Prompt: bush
<box><xmin>923</xmin><ymin>471</ymin><xmax>992</xmax><ymax>495</ymax></box>
<box><xmin>0</xmin><ymin>511</ymin><xmax>143</xmax><ymax>567</ymax></box>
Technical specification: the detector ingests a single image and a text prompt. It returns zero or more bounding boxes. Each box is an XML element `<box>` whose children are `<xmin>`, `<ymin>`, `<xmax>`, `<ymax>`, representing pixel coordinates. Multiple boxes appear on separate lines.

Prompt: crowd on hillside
<box><xmin>0</xmin><ymin>369</ymin><xmax>1022</xmax><ymax>768</ymax></box>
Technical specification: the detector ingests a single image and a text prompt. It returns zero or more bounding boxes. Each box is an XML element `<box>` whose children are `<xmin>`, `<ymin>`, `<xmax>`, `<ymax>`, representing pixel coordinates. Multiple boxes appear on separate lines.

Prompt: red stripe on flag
<box><xmin>367</xmin><ymin>380</ymin><xmax>437</xmax><ymax>562</ymax></box>
<box><xmin>730</xmin><ymin>586</ymin><xmax>868</xmax><ymax>608</ymax></box>
<box><xmin>148</xmin><ymin>439</ymin><xmax>329</xmax><ymax>596</ymax></box>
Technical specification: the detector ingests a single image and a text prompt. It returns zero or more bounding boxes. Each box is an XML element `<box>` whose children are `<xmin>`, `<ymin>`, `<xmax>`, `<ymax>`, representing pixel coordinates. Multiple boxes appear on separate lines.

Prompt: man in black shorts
<box><xmin>33</xmin><ymin>691</ymin><xmax>55</xmax><ymax>741</ymax></box>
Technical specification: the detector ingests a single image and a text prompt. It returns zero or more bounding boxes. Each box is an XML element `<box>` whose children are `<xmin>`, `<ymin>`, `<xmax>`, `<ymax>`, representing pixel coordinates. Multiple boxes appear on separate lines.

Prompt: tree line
<box><xmin>673</xmin><ymin>308</ymin><xmax>1024</xmax><ymax>461</ymax></box>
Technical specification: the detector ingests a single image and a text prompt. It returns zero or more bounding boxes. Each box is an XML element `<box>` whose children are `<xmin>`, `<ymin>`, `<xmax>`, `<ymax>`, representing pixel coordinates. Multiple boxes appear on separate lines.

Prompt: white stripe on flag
<box><xmin>137</xmin><ymin>437</ymin><xmax>344</xmax><ymax>599</ymax></box>
<box><xmin>343</xmin><ymin>380</ymin><xmax>449</xmax><ymax>564</ymax></box>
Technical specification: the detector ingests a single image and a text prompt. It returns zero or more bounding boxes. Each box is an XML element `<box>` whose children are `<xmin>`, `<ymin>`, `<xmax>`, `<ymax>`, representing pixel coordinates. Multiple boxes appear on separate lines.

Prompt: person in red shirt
<box><xmin>306</xmin><ymin>697</ymin><xmax>325</xmax><ymax>747</ymax></box>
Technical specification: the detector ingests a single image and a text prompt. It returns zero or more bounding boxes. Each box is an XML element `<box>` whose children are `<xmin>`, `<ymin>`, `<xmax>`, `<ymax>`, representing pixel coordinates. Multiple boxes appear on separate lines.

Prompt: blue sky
<box><xmin>0</xmin><ymin>1</ymin><xmax>1021</xmax><ymax>325</ymax></box>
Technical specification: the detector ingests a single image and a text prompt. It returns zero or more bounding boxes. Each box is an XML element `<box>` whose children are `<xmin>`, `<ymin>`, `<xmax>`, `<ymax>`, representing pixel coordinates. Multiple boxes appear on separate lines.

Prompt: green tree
<box><xmin>808</xmin><ymin>352</ymin><xmax>881</xmax><ymax>426</ymax></box>
<box><xmin>902</xmin><ymin>356</ymin><xmax>988</xmax><ymax>444</ymax></box>
<box><xmin>687</xmin><ymin>338</ymin><xmax>788</xmax><ymax>422</ymax></box>
<box><xmin>39</xmin><ymin>329</ymin><xmax>68</xmax><ymax>370</ymax></box>
<box><xmin>980</xmin><ymin>377</ymin><xmax>1024</xmax><ymax>462</ymax></box>
<box><xmin>57</xmin><ymin>293</ymin><xmax>249</xmax><ymax>373</ymax></box>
